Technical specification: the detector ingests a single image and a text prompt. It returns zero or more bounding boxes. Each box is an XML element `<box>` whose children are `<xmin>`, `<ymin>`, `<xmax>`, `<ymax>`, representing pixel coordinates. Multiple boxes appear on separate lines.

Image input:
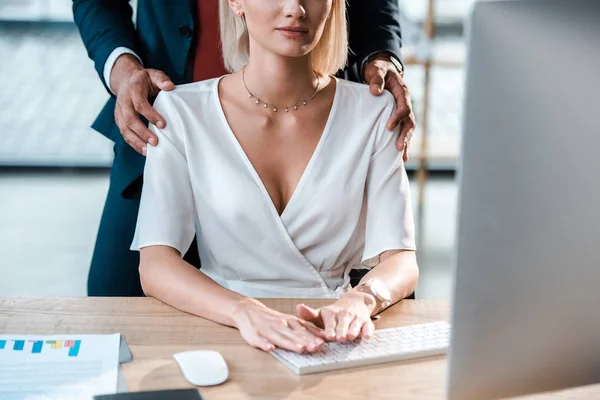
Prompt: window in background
<box><xmin>0</xmin><ymin>0</ymin><xmax>114</xmax><ymax>167</ymax></box>
<box><xmin>400</xmin><ymin>0</ymin><xmax>474</xmax><ymax>171</ymax></box>
<box><xmin>0</xmin><ymin>0</ymin><xmax>472</xmax><ymax>171</ymax></box>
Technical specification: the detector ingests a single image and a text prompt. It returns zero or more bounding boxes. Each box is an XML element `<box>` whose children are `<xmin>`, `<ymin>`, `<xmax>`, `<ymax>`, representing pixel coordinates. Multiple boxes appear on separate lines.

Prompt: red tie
<box><xmin>193</xmin><ymin>0</ymin><xmax>229</xmax><ymax>82</ymax></box>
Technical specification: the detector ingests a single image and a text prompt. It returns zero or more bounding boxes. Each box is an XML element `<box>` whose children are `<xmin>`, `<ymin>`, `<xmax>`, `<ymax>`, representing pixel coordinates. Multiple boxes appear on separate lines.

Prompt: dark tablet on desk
<box><xmin>94</xmin><ymin>389</ymin><xmax>203</xmax><ymax>399</ymax></box>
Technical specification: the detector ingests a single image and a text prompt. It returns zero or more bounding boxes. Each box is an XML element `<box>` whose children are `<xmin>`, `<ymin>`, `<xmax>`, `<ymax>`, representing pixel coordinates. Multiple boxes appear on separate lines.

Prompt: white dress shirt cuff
<box><xmin>103</xmin><ymin>47</ymin><xmax>143</xmax><ymax>95</ymax></box>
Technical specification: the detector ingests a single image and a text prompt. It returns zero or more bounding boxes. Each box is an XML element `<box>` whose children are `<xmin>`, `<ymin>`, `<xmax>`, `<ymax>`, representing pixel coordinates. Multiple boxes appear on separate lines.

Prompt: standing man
<box><xmin>73</xmin><ymin>0</ymin><xmax>416</xmax><ymax>297</ymax></box>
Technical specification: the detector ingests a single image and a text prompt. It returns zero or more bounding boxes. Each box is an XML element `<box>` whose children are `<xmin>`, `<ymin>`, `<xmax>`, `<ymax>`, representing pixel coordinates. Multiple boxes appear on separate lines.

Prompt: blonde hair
<box><xmin>219</xmin><ymin>0</ymin><xmax>348</xmax><ymax>76</ymax></box>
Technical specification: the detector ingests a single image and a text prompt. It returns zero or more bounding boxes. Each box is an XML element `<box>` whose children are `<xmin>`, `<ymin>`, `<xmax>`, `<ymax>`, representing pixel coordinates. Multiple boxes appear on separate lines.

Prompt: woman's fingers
<box><xmin>361</xmin><ymin>319</ymin><xmax>376</xmax><ymax>339</ymax></box>
<box><xmin>264</xmin><ymin>327</ymin><xmax>309</xmax><ymax>353</ymax></box>
<box><xmin>335</xmin><ymin>310</ymin><xmax>355</xmax><ymax>342</ymax></box>
<box><xmin>242</xmin><ymin>304</ymin><xmax>376</xmax><ymax>354</ymax></box>
<box><xmin>295</xmin><ymin>304</ymin><xmax>328</xmax><ymax>340</ymax></box>
<box><xmin>321</xmin><ymin>310</ymin><xmax>338</xmax><ymax>341</ymax></box>
<box><xmin>288</xmin><ymin>319</ymin><xmax>324</xmax><ymax>351</ymax></box>
<box><xmin>260</xmin><ymin>318</ymin><xmax>324</xmax><ymax>353</ymax></box>
<box><xmin>299</xmin><ymin>320</ymin><xmax>328</xmax><ymax>341</ymax></box>
<box><xmin>296</xmin><ymin>304</ymin><xmax>322</xmax><ymax>327</ymax></box>
<box><xmin>346</xmin><ymin>318</ymin><xmax>364</xmax><ymax>341</ymax></box>
<box><xmin>249</xmin><ymin>335</ymin><xmax>275</xmax><ymax>352</ymax></box>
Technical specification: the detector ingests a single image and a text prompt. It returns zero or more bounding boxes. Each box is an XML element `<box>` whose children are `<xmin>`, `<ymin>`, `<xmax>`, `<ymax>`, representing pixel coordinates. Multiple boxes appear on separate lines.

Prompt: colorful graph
<box><xmin>32</xmin><ymin>341</ymin><xmax>43</xmax><ymax>354</ymax></box>
<box><xmin>65</xmin><ymin>340</ymin><xmax>81</xmax><ymax>357</ymax></box>
<box><xmin>0</xmin><ymin>339</ymin><xmax>81</xmax><ymax>357</ymax></box>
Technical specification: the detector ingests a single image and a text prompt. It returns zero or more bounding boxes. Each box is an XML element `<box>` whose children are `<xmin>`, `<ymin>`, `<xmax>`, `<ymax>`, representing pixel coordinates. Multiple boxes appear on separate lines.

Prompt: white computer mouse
<box><xmin>173</xmin><ymin>350</ymin><xmax>229</xmax><ymax>386</ymax></box>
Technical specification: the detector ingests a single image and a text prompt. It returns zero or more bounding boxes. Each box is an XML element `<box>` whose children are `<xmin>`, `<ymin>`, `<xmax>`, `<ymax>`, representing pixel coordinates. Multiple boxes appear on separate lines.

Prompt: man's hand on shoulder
<box><xmin>364</xmin><ymin>55</ymin><xmax>416</xmax><ymax>163</ymax></box>
<box><xmin>111</xmin><ymin>54</ymin><xmax>175</xmax><ymax>155</ymax></box>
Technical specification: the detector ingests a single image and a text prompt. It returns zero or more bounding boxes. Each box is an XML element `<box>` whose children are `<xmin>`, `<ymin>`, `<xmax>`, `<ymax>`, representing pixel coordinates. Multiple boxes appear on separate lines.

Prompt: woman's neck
<box><xmin>242</xmin><ymin>50</ymin><xmax>321</xmax><ymax>107</ymax></box>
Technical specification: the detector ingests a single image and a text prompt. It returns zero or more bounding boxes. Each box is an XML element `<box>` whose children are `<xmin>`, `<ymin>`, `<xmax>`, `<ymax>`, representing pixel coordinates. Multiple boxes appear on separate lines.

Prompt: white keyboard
<box><xmin>271</xmin><ymin>321</ymin><xmax>450</xmax><ymax>375</ymax></box>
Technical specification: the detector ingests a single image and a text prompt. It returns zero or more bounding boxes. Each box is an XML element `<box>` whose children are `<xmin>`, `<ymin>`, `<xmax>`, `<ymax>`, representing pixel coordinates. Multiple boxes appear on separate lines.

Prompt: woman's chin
<box><xmin>271</xmin><ymin>47</ymin><xmax>315</xmax><ymax>60</ymax></box>
<box><xmin>260</xmin><ymin>39</ymin><xmax>315</xmax><ymax>59</ymax></box>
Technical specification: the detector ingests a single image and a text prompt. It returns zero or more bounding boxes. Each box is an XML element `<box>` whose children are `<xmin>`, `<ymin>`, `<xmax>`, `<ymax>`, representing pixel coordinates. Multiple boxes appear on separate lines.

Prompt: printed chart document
<box><xmin>0</xmin><ymin>334</ymin><xmax>121</xmax><ymax>400</ymax></box>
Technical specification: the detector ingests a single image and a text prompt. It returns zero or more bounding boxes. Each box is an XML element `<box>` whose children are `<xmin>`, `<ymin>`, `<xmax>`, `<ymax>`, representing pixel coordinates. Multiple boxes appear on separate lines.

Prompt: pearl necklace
<box><xmin>241</xmin><ymin>65</ymin><xmax>321</xmax><ymax>113</ymax></box>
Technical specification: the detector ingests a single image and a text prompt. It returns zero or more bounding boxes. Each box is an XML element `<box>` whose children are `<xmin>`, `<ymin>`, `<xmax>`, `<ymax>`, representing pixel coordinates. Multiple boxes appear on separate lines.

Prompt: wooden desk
<box><xmin>1</xmin><ymin>298</ymin><xmax>598</xmax><ymax>399</ymax></box>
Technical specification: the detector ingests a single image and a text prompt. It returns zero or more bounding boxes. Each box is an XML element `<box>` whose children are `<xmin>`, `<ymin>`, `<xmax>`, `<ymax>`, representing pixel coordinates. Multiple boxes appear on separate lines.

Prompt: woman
<box><xmin>131</xmin><ymin>0</ymin><xmax>418</xmax><ymax>354</ymax></box>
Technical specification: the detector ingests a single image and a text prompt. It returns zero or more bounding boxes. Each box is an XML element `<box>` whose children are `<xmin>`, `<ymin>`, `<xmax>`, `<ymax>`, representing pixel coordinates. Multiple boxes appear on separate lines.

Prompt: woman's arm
<box><xmin>139</xmin><ymin>245</ymin><xmax>326</xmax><ymax>353</ymax></box>
<box><xmin>296</xmin><ymin>97</ymin><xmax>417</xmax><ymax>341</ymax></box>
<box><xmin>350</xmin><ymin>249</ymin><xmax>419</xmax><ymax>312</ymax></box>
<box><xmin>132</xmin><ymin>93</ymin><xmax>325</xmax><ymax>353</ymax></box>
<box><xmin>296</xmin><ymin>250</ymin><xmax>418</xmax><ymax>342</ymax></box>
<box><xmin>140</xmin><ymin>246</ymin><xmax>245</xmax><ymax>327</ymax></box>
<box><xmin>352</xmin><ymin>95</ymin><xmax>418</xmax><ymax>311</ymax></box>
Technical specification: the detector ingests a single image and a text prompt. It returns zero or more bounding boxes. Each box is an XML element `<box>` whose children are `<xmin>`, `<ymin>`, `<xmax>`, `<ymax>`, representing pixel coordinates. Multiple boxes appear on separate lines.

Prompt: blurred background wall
<box><xmin>0</xmin><ymin>0</ymin><xmax>475</xmax><ymax>298</ymax></box>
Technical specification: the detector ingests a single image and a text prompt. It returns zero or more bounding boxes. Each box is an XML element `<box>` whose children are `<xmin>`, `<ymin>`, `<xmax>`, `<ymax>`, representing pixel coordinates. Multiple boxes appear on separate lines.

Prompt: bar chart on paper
<box><xmin>0</xmin><ymin>334</ymin><xmax>121</xmax><ymax>400</ymax></box>
<box><xmin>0</xmin><ymin>339</ymin><xmax>82</xmax><ymax>357</ymax></box>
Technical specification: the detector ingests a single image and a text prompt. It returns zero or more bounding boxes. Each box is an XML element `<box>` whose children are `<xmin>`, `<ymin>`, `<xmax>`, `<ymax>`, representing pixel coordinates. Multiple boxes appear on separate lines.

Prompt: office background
<box><xmin>0</xmin><ymin>0</ymin><xmax>475</xmax><ymax>298</ymax></box>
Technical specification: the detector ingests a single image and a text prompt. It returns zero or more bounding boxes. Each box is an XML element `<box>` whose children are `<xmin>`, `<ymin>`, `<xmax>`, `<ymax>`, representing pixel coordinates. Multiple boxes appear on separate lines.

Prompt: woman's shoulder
<box><xmin>149</xmin><ymin>78</ymin><xmax>222</xmax><ymax>154</ymax></box>
<box><xmin>151</xmin><ymin>77</ymin><xmax>222</xmax><ymax>131</ymax></box>
<box><xmin>154</xmin><ymin>78</ymin><xmax>220</xmax><ymax>108</ymax></box>
<box><xmin>173</xmin><ymin>77</ymin><xmax>221</xmax><ymax>94</ymax></box>
<box><xmin>334</xmin><ymin>79</ymin><xmax>398</xmax><ymax>150</ymax></box>
<box><xmin>336</xmin><ymin>78</ymin><xmax>396</xmax><ymax>117</ymax></box>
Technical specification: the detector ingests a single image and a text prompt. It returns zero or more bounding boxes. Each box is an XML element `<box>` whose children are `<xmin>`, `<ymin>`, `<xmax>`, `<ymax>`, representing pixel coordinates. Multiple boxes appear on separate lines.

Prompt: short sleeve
<box><xmin>362</xmin><ymin>97</ymin><xmax>417</xmax><ymax>266</ymax></box>
<box><xmin>130</xmin><ymin>92</ymin><xmax>196</xmax><ymax>256</ymax></box>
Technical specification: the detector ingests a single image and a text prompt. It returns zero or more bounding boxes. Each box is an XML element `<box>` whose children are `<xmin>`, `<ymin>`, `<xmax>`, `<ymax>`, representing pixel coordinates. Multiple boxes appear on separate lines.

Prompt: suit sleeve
<box><xmin>347</xmin><ymin>0</ymin><xmax>403</xmax><ymax>68</ymax></box>
<box><xmin>72</xmin><ymin>0</ymin><xmax>139</xmax><ymax>96</ymax></box>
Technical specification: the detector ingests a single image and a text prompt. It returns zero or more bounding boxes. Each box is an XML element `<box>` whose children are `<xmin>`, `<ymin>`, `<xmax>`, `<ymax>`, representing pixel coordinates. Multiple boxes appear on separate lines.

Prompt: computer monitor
<box><xmin>448</xmin><ymin>1</ymin><xmax>600</xmax><ymax>399</ymax></box>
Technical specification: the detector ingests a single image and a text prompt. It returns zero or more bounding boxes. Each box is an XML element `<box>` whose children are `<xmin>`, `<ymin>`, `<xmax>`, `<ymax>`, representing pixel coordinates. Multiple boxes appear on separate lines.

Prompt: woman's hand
<box><xmin>232</xmin><ymin>298</ymin><xmax>327</xmax><ymax>354</ymax></box>
<box><xmin>296</xmin><ymin>291</ymin><xmax>377</xmax><ymax>342</ymax></box>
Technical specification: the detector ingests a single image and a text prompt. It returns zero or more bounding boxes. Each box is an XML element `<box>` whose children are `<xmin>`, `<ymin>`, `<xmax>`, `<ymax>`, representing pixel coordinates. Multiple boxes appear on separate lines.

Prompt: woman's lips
<box><xmin>276</xmin><ymin>28</ymin><xmax>308</xmax><ymax>39</ymax></box>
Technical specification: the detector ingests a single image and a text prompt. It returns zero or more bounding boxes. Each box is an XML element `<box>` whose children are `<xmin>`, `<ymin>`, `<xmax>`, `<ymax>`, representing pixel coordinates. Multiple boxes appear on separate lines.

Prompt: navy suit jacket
<box><xmin>73</xmin><ymin>0</ymin><xmax>403</xmax><ymax>198</ymax></box>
